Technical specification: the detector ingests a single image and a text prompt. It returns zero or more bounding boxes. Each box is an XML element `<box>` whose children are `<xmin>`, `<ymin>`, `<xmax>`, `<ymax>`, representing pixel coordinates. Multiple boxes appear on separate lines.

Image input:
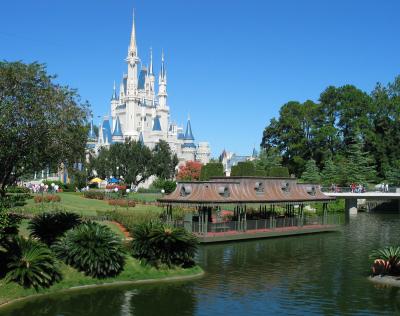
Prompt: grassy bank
<box><xmin>10</xmin><ymin>192</ymin><xmax>163</xmax><ymax>217</ymax></box>
<box><xmin>0</xmin><ymin>257</ymin><xmax>203</xmax><ymax>307</ymax></box>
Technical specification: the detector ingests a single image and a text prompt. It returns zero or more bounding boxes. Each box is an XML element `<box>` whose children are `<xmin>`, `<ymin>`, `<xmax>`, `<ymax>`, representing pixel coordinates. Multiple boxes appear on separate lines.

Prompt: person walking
<box><xmin>385</xmin><ymin>183</ymin><xmax>389</xmax><ymax>193</ymax></box>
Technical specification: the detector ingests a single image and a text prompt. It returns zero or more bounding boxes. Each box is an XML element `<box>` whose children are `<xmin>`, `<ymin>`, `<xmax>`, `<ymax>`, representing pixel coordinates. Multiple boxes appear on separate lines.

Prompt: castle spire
<box><xmin>111</xmin><ymin>80</ymin><xmax>118</xmax><ymax>100</ymax></box>
<box><xmin>149</xmin><ymin>47</ymin><xmax>153</xmax><ymax>75</ymax></box>
<box><xmin>128</xmin><ymin>9</ymin><xmax>137</xmax><ymax>56</ymax></box>
<box><xmin>160</xmin><ymin>49</ymin><xmax>166</xmax><ymax>79</ymax></box>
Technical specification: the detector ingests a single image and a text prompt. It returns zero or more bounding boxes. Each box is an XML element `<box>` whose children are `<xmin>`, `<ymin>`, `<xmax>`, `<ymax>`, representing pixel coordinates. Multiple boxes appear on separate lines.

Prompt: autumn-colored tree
<box><xmin>176</xmin><ymin>161</ymin><xmax>202</xmax><ymax>181</ymax></box>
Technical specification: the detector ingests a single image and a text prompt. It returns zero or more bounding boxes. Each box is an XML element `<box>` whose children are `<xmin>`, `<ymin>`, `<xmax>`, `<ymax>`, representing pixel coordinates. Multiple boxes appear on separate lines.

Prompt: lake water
<box><xmin>1</xmin><ymin>213</ymin><xmax>400</xmax><ymax>316</ymax></box>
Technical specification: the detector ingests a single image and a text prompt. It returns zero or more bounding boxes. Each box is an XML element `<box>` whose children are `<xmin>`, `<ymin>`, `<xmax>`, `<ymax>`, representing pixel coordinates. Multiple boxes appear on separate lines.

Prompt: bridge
<box><xmin>324</xmin><ymin>189</ymin><xmax>400</xmax><ymax>215</ymax></box>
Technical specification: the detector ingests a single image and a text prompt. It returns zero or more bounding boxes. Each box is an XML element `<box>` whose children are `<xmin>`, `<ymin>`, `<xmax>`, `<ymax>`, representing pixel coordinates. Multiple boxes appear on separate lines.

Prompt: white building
<box><xmin>87</xmin><ymin>12</ymin><xmax>210</xmax><ymax>164</ymax></box>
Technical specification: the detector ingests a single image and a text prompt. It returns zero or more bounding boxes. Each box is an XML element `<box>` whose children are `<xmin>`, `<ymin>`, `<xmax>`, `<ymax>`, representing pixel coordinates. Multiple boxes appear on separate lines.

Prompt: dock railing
<box><xmin>174</xmin><ymin>214</ymin><xmax>341</xmax><ymax>237</ymax></box>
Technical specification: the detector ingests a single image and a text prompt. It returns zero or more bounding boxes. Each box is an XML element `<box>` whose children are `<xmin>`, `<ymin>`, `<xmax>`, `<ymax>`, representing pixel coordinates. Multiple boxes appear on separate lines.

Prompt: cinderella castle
<box><xmin>87</xmin><ymin>12</ymin><xmax>211</xmax><ymax>164</ymax></box>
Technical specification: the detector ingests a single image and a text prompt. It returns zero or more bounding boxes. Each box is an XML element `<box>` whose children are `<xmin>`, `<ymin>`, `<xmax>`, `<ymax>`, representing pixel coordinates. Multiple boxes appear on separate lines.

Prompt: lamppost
<box><xmin>126</xmin><ymin>188</ymin><xmax>130</xmax><ymax>211</ymax></box>
<box><xmin>40</xmin><ymin>183</ymin><xmax>45</xmax><ymax>212</ymax></box>
<box><xmin>114</xmin><ymin>187</ymin><xmax>119</xmax><ymax>211</ymax></box>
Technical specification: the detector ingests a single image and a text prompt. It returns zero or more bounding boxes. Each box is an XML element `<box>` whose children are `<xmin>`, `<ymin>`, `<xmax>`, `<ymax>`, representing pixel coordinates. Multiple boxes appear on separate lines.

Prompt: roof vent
<box><xmin>255</xmin><ymin>182</ymin><xmax>264</xmax><ymax>194</ymax></box>
<box><xmin>180</xmin><ymin>185</ymin><xmax>192</xmax><ymax>197</ymax></box>
<box><xmin>281</xmin><ymin>182</ymin><xmax>290</xmax><ymax>193</ymax></box>
<box><xmin>306</xmin><ymin>185</ymin><xmax>316</xmax><ymax>196</ymax></box>
<box><xmin>218</xmin><ymin>186</ymin><xmax>230</xmax><ymax>198</ymax></box>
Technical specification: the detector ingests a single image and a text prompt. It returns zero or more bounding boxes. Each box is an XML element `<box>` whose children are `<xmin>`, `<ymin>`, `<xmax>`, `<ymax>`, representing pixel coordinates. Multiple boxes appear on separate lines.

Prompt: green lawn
<box><xmin>0</xmin><ymin>257</ymin><xmax>203</xmax><ymax>307</ymax></box>
<box><xmin>18</xmin><ymin>219</ymin><xmax>127</xmax><ymax>239</ymax></box>
<box><xmin>11</xmin><ymin>192</ymin><xmax>164</xmax><ymax>217</ymax></box>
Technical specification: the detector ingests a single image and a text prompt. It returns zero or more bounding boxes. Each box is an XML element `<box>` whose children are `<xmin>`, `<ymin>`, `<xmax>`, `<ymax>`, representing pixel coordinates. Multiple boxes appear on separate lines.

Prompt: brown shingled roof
<box><xmin>158</xmin><ymin>177</ymin><xmax>334</xmax><ymax>206</ymax></box>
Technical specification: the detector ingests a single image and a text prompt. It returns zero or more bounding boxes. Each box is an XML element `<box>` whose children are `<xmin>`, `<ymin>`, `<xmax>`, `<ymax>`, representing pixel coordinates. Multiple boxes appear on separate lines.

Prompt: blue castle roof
<box><xmin>152</xmin><ymin>116</ymin><xmax>162</xmax><ymax>131</ymax></box>
<box><xmin>182</xmin><ymin>143</ymin><xmax>196</xmax><ymax>149</ymax></box>
<box><xmin>184</xmin><ymin>119</ymin><xmax>194</xmax><ymax>140</ymax></box>
<box><xmin>88</xmin><ymin>119</ymin><xmax>96</xmax><ymax>140</ymax></box>
<box><xmin>138</xmin><ymin>131</ymin><xmax>144</xmax><ymax>145</ymax></box>
<box><xmin>138</xmin><ymin>68</ymin><xmax>147</xmax><ymax>90</ymax></box>
<box><xmin>113</xmin><ymin>116</ymin><xmax>123</xmax><ymax>137</ymax></box>
<box><xmin>101</xmin><ymin>118</ymin><xmax>113</xmax><ymax>144</ymax></box>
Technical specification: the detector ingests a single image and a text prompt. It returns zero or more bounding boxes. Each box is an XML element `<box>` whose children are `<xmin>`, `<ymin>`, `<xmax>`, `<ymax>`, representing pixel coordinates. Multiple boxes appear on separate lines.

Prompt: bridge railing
<box><xmin>321</xmin><ymin>186</ymin><xmax>398</xmax><ymax>193</ymax></box>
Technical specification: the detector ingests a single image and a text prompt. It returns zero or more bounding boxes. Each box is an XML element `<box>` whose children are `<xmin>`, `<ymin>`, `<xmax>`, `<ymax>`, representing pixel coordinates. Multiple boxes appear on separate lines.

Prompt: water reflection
<box><xmin>1</xmin><ymin>213</ymin><xmax>400</xmax><ymax>316</ymax></box>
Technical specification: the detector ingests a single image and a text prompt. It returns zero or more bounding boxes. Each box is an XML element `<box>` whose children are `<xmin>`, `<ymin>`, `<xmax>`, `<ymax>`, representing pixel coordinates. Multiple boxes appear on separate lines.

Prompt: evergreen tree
<box><xmin>321</xmin><ymin>159</ymin><xmax>340</xmax><ymax>186</ymax></box>
<box><xmin>300</xmin><ymin>159</ymin><xmax>321</xmax><ymax>183</ymax></box>
<box><xmin>342</xmin><ymin>140</ymin><xmax>376</xmax><ymax>185</ymax></box>
<box><xmin>386</xmin><ymin>160</ymin><xmax>400</xmax><ymax>186</ymax></box>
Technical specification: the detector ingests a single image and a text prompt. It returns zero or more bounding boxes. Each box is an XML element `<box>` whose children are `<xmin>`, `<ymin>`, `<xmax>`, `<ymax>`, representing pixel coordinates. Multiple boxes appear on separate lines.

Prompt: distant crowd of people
<box><xmin>329</xmin><ymin>182</ymin><xmax>391</xmax><ymax>193</ymax></box>
<box><xmin>349</xmin><ymin>183</ymin><xmax>366</xmax><ymax>193</ymax></box>
<box><xmin>379</xmin><ymin>183</ymin><xmax>390</xmax><ymax>192</ymax></box>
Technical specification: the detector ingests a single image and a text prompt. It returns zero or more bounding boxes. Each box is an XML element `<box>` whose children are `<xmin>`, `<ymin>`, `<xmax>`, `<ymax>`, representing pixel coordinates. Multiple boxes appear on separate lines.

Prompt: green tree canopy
<box><xmin>89</xmin><ymin>140</ymin><xmax>153</xmax><ymax>187</ymax></box>
<box><xmin>0</xmin><ymin>61</ymin><xmax>89</xmax><ymax>196</ymax></box>
<box><xmin>300</xmin><ymin>159</ymin><xmax>321</xmax><ymax>184</ymax></box>
<box><xmin>200</xmin><ymin>162</ymin><xmax>224</xmax><ymax>180</ymax></box>
<box><xmin>151</xmin><ymin>140</ymin><xmax>178</xmax><ymax>180</ymax></box>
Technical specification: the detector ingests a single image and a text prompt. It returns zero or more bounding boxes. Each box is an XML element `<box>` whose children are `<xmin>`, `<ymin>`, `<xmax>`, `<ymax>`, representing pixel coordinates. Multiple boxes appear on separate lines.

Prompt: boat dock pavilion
<box><xmin>158</xmin><ymin>177</ymin><xmax>340</xmax><ymax>243</ymax></box>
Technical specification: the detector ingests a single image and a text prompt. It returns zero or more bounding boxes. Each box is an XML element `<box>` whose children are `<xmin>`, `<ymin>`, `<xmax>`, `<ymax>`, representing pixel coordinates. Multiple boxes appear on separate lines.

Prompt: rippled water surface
<box><xmin>2</xmin><ymin>213</ymin><xmax>400</xmax><ymax>316</ymax></box>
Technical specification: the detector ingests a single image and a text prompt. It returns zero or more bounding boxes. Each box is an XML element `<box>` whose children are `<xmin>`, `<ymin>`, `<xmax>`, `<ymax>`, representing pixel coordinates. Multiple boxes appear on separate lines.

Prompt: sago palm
<box><xmin>52</xmin><ymin>222</ymin><xmax>125</xmax><ymax>278</ymax></box>
<box><xmin>5</xmin><ymin>236</ymin><xmax>62</xmax><ymax>290</ymax></box>
<box><xmin>29</xmin><ymin>211</ymin><xmax>82</xmax><ymax>245</ymax></box>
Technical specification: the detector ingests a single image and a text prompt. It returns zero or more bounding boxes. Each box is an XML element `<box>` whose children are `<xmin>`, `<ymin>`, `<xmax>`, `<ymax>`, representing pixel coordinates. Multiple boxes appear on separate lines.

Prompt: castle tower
<box><xmin>123</xmin><ymin>12</ymin><xmax>140</xmax><ymax>138</ymax></box>
<box><xmin>181</xmin><ymin>118</ymin><xmax>197</xmax><ymax>161</ymax></box>
<box><xmin>111</xmin><ymin>81</ymin><xmax>118</xmax><ymax>118</ymax></box>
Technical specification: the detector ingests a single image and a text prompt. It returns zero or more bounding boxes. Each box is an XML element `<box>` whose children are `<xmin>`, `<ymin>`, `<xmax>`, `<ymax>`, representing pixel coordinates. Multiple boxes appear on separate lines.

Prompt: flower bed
<box><xmin>107</xmin><ymin>199</ymin><xmax>136</xmax><ymax>208</ymax></box>
<box><xmin>33</xmin><ymin>195</ymin><xmax>61</xmax><ymax>203</ymax></box>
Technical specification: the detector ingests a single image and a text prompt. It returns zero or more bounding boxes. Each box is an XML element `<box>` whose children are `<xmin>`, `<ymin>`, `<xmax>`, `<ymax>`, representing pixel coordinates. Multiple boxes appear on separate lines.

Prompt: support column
<box><xmin>345</xmin><ymin>198</ymin><xmax>358</xmax><ymax>217</ymax></box>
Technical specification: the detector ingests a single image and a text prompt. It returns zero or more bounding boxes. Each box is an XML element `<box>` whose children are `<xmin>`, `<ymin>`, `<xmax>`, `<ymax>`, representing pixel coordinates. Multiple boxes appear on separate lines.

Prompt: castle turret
<box><xmin>125</xmin><ymin>11</ymin><xmax>140</xmax><ymax>95</ymax></box>
<box><xmin>158</xmin><ymin>50</ymin><xmax>168</xmax><ymax>109</ymax></box>
<box><xmin>181</xmin><ymin>118</ymin><xmax>196</xmax><ymax>161</ymax></box>
<box><xmin>112</xmin><ymin>116</ymin><xmax>124</xmax><ymax>143</ymax></box>
<box><xmin>111</xmin><ymin>81</ymin><xmax>118</xmax><ymax>118</ymax></box>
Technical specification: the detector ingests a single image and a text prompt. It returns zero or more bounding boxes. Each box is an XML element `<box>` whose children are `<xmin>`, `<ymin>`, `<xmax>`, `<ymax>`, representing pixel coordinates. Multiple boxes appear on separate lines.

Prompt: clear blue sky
<box><xmin>1</xmin><ymin>0</ymin><xmax>399</xmax><ymax>157</ymax></box>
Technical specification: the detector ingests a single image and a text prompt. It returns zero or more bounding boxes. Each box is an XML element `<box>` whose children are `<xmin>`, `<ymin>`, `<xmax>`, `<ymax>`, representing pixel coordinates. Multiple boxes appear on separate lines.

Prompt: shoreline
<box><xmin>368</xmin><ymin>275</ymin><xmax>400</xmax><ymax>287</ymax></box>
<box><xmin>0</xmin><ymin>269</ymin><xmax>204</xmax><ymax>310</ymax></box>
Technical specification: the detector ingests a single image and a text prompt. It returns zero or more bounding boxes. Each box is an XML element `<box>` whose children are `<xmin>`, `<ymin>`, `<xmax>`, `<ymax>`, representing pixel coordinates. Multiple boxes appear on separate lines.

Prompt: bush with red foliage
<box><xmin>176</xmin><ymin>161</ymin><xmax>202</xmax><ymax>181</ymax></box>
<box><xmin>107</xmin><ymin>199</ymin><xmax>136</xmax><ymax>208</ymax></box>
<box><xmin>34</xmin><ymin>195</ymin><xmax>61</xmax><ymax>203</ymax></box>
<box><xmin>106</xmin><ymin>185</ymin><xmax>127</xmax><ymax>191</ymax></box>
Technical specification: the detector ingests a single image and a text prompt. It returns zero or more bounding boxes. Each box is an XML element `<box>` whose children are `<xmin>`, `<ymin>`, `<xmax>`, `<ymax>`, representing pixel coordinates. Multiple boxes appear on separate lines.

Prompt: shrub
<box><xmin>108</xmin><ymin>199</ymin><xmax>136</xmax><ymax>208</ymax></box>
<box><xmin>231</xmin><ymin>161</ymin><xmax>256</xmax><ymax>176</ymax></box>
<box><xmin>53</xmin><ymin>222</ymin><xmax>125</xmax><ymax>278</ymax></box>
<box><xmin>5</xmin><ymin>236</ymin><xmax>61</xmax><ymax>290</ymax></box>
<box><xmin>6</xmin><ymin>185</ymin><xmax>30</xmax><ymax>194</ymax></box>
<box><xmin>33</xmin><ymin>194</ymin><xmax>61</xmax><ymax>203</ymax></box>
<box><xmin>106</xmin><ymin>184</ymin><xmax>127</xmax><ymax>191</ymax></box>
<box><xmin>83</xmin><ymin>191</ymin><xmax>105</xmax><ymax>200</ymax></box>
<box><xmin>200</xmin><ymin>162</ymin><xmax>224</xmax><ymax>180</ymax></box>
<box><xmin>267</xmin><ymin>166</ymin><xmax>290</xmax><ymax>177</ymax></box>
<box><xmin>28</xmin><ymin>211</ymin><xmax>82</xmax><ymax>245</ymax></box>
<box><xmin>0</xmin><ymin>212</ymin><xmax>22</xmax><ymax>245</ymax></box>
<box><xmin>131</xmin><ymin>222</ymin><xmax>198</xmax><ymax>268</ymax></box>
<box><xmin>97</xmin><ymin>210</ymin><xmax>160</xmax><ymax>229</ymax></box>
<box><xmin>151</xmin><ymin>179</ymin><xmax>177</xmax><ymax>194</ymax></box>
<box><xmin>137</xmin><ymin>187</ymin><xmax>163</xmax><ymax>194</ymax></box>
<box><xmin>370</xmin><ymin>246</ymin><xmax>400</xmax><ymax>276</ymax></box>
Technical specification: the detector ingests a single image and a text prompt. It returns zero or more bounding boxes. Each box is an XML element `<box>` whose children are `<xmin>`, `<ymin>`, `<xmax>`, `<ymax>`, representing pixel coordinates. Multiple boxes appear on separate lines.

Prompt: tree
<box><xmin>386</xmin><ymin>160</ymin><xmax>400</xmax><ymax>186</ymax></box>
<box><xmin>176</xmin><ymin>161</ymin><xmax>202</xmax><ymax>181</ymax></box>
<box><xmin>0</xmin><ymin>61</ymin><xmax>89</xmax><ymax>196</ymax></box>
<box><xmin>200</xmin><ymin>163</ymin><xmax>224</xmax><ymax>180</ymax></box>
<box><xmin>254</xmin><ymin>148</ymin><xmax>282</xmax><ymax>174</ymax></box>
<box><xmin>90</xmin><ymin>140</ymin><xmax>153</xmax><ymax>187</ymax></box>
<box><xmin>342</xmin><ymin>140</ymin><xmax>377</xmax><ymax>185</ymax></box>
<box><xmin>300</xmin><ymin>159</ymin><xmax>321</xmax><ymax>183</ymax></box>
<box><xmin>231</xmin><ymin>161</ymin><xmax>256</xmax><ymax>176</ymax></box>
<box><xmin>151</xmin><ymin>140</ymin><xmax>178</xmax><ymax>180</ymax></box>
<box><xmin>321</xmin><ymin>159</ymin><xmax>341</xmax><ymax>186</ymax></box>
